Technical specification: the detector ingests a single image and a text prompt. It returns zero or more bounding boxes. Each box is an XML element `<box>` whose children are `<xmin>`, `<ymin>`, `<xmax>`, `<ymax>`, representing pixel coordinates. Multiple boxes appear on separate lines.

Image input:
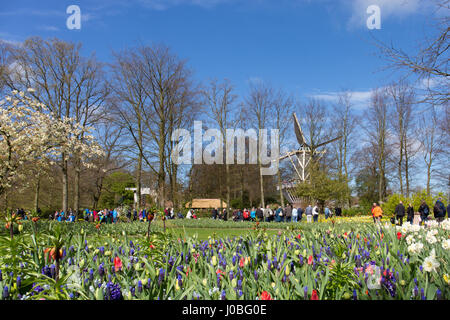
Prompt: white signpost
<box><xmin>125</xmin><ymin>188</ymin><xmax>157</xmax><ymax>208</ymax></box>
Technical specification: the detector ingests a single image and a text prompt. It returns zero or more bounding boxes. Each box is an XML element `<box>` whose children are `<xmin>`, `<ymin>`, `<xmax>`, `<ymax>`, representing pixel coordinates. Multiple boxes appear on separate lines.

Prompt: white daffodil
<box><xmin>422</xmin><ymin>254</ymin><xmax>440</xmax><ymax>272</ymax></box>
<box><xmin>442</xmin><ymin>239</ymin><xmax>450</xmax><ymax>250</ymax></box>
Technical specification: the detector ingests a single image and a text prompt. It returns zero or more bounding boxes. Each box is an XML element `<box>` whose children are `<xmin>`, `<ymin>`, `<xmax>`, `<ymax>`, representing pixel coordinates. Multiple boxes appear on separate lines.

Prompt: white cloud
<box><xmin>307</xmin><ymin>89</ymin><xmax>375</xmax><ymax>109</ymax></box>
<box><xmin>38</xmin><ymin>25</ymin><xmax>60</xmax><ymax>32</ymax></box>
<box><xmin>137</xmin><ymin>0</ymin><xmax>235</xmax><ymax>10</ymax></box>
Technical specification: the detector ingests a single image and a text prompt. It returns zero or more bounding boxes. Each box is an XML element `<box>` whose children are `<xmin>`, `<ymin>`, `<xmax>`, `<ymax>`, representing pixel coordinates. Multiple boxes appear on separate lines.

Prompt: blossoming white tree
<box><xmin>0</xmin><ymin>89</ymin><xmax>103</xmax><ymax>199</ymax></box>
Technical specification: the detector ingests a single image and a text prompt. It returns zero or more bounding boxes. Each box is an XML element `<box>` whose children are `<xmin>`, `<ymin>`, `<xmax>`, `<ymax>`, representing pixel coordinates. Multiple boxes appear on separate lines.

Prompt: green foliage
<box><xmin>355</xmin><ymin>170</ymin><xmax>379</xmax><ymax>208</ymax></box>
<box><xmin>382</xmin><ymin>190</ymin><xmax>448</xmax><ymax>215</ymax></box>
<box><xmin>98</xmin><ymin>171</ymin><xmax>135</xmax><ymax>209</ymax></box>
<box><xmin>295</xmin><ymin>166</ymin><xmax>350</xmax><ymax>206</ymax></box>
<box><xmin>342</xmin><ymin>206</ymin><xmax>371</xmax><ymax>217</ymax></box>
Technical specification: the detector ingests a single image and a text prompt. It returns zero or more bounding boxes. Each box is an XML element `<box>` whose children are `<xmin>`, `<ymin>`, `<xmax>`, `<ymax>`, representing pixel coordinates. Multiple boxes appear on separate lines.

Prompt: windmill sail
<box><xmin>314</xmin><ymin>135</ymin><xmax>343</xmax><ymax>149</ymax></box>
<box><xmin>293</xmin><ymin>113</ymin><xmax>308</xmax><ymax>147</ymax></box>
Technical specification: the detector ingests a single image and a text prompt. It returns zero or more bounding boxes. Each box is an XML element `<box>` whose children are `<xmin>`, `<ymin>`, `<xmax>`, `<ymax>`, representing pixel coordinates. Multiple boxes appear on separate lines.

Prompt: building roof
<box><xmin>185</xmin><ymin>199</ymin><xmax>228</xmax><ymax>209</ymax></box>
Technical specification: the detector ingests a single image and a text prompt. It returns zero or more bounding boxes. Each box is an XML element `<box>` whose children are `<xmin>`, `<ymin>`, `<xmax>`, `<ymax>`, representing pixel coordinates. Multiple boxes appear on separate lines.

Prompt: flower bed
<box><xmin>0</xmin><ymin>219</ymin><xmax>448</xmax><ymax>300</ymax></box>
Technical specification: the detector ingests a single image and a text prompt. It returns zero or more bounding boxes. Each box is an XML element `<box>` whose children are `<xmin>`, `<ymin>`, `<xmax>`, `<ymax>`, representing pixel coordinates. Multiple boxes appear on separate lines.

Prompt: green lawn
<box><xmin>165</xmin><ymin>226</ymin><xmax>281</xmax><ymax>240</ymax></box>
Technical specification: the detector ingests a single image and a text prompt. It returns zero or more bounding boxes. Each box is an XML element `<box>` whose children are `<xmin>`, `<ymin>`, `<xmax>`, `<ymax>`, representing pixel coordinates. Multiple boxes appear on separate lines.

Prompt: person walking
<box><xmin>256</xmin><ymin>207</ymin><xmax>263</xmax><ymax>222</ymax></box>
<box><xmin>292</xmin><ymin>207</ymin><xmax>298</xmax><ymax>222</ymax></box>
<box><xmin>312</xmin><ymin>204</ymin><xmax>319</xmax><ymax>222</ymax></box>
<box><xmin>324</xmin><ymin>207</ymin><xmax>330</xmax><ymax>219</ymax></box>
<box><xmin>250</xmin><ymin>207</ymin><xmax>256</xmax><ymax>221</ymax></box>
<box><xmin>372</xmin><ymin>203</ymin><xmax>383</xmax><ymax>224</ymax></box>
<box><xmin>406</xmin><ymin>203</ymin><xmax>414</xmax><ymax>225</ymax></box>
<box><xmin>285</xmin><ymin>205</ymin><xmax>292</xmax><ymax>223</ymax></box>
<box><xmin>418</xmin><ymin>200</ymin><xmax>430</xmax><ymax>225</ymax></box>
<box><xmin>263</xmin><ymin>205</ymin><xmax>272</xmax><ymax>222</ymax></box>
<box><xmin>211</xmin><ymin>208</ymin><xmax>218</xmax><ymax>219</ymax></box>
<box><xmin>370</xmin><ymin>203</ymin><xmax>377</xmax><ymax>223</ymax></box>
<box><xmin>305</xmin><ymin>204</ymin><xmax>313</xmax><ymax>223</ymax></box>
<box><xmin>434</xmin><ymin>198</ymin><xmax>446</xmax><ymax>223</ymax></box>
<box><xmin>297</xmin><ymin>206</ymin><xmax>304</xmax><ymax>222</ymax></box>
<box><xmin>394</xmin><ymin>201</ymin><xmax>406</xmax><ymax>226</ymax></box>
<box><xmin>275</xmin><ymin>206</ymin><xmax>283</xmax><ymax>222</ymax></box>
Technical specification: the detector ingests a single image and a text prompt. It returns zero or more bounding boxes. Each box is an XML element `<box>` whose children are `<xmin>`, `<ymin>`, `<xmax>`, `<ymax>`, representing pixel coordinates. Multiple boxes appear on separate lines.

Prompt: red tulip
<box><xmin>308</xmin><ymin>255</ymin><xmax>313</xmax><ymax>265</ymax></box>
<box><xmin>260</xmin><ymin>291</ymin><xmax>273</xmax><ymax>300</ymax></box>
<box><xmin>114</xmin><ymin>256</ymin><xmax>123</xmax><ymax>272</ymax></box>
<box><xmin>311</xmin><ymin>290</ymin><xmax>319</xmax><ymax>300</ymax></box>
<box><xmin>296</xmin><ymin>234</ymin><xmax>301</xmax><ymax>240</ymax></box>
<box><xmin>239</xmin><ymin>257</ymin><xmax>245</xmax><ymax>268</ymax></box>
<box><xmin>397</xmin><ymin>232</ymin><xmax>402</xmax><ymax>240</ymax></box>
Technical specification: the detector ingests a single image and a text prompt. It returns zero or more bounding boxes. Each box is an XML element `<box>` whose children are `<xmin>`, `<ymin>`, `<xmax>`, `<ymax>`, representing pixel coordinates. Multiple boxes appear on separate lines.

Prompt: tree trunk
<box><xmin>259</xmin><ymin>163</ymin><xmax>265</xmax><ymax>208</ymax></box>
<box><xmin>225</xmin><ymin>163</ymin><xmax>230</xmax><ymax>220</ymax></box>
<box><xmin>34</xmin><ymin>172</ymin><xmax>41</xmax><ymax>213</ymax></box>
<box><xmin>62</xmin><ymin>155</ymin><xmax>69</xmax><ymax>213</ymax></box>
<box><xmin>136</xmin><ymin>154</ymin><xmax>142</xmax><ymax>210</ymax></box>
<box><xmin>277</xmin><ymin>166</ymin><xmax>284</xmax><ymax>207</ymax></box>
<box><xmin>74</xmin><ymin>159</ymin><xmax>80</xmax><ymax>219</ymax></box>
<box><xmin>404</xmin><ymin>141</ymin><xmax>410</xmax><ymax>197</ymax></box>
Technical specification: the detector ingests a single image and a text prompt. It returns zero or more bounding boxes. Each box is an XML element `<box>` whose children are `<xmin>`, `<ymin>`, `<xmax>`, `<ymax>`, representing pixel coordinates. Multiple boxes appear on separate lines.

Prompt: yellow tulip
<box><xmin>211</xmin><ymin>256</ymin><xmax>217</xmax><ymax>266</ymax></box>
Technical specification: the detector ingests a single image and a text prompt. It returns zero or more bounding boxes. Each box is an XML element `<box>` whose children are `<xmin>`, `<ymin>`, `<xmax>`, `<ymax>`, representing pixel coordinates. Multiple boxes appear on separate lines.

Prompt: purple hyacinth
<box><xmin>2</xmin><ymin>286</ymin><xmax>9</xmax><ymax>299</ymax></box>
<box><xmin>229</xmin><ymin>270</ymin><xmax>234</xmax><ymax>280</ymax></box>
<box><xmin>420</xmin><ymin>288</ymin><xmax>426</xmax><ymax>300</ymax></box>
<box><xmin>99</xmin><ymin>263</ymin><xmax>105</xmax><ymax>277</ymax></box>
<box><xmin>177</xmin><ymin>274</ymin><xmax>183</xmax><ymax>288</ymax></box>
<box><xmin>303</xmin><ymin>286</ymin><xmax>308</xmax><ymax>300</ymax></box>
<box><xmin>50</xmin><ymin>264</ymin><xmax>56</xmax><ymax>279</ymax></box>
<box><xmin>31</xmin><ymin>284</ymin><xmax>44</xmax><ymax>296</ymax></box>
<box><xmin>105</xmin><ymin>282</ymin><xmax>122</xmax><ymax>300</ymax></box>
<box><xmin>158</xmin><ymin>268</ymin><xmax>165</xmax><ymax>286</ymax></box>
<box><xmin>254</xmin><ymin>270</ymin><xmax>258</xmax><ymax>281</ymax></box>
<box><xmin>16</xmin><ymin>276</ymin><xmax>21</xmax><ymax>288</ymax></box>
<box><xmin>436</xmin><ymin>289</ymin><xmax>442</xmax><ymax>300</ymax></box>
<box><xmin>41</xmin><ymin>265</ymin><xmax>51</xmax><ymax>278</ymax></box>
<box><xmin>221</xmin><ymin>290</ymin><xmax>226</xmax><ymax>300</ymax></box>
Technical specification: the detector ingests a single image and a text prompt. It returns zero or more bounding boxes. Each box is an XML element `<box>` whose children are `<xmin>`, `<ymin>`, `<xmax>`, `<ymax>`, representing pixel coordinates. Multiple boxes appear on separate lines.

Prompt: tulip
<box><xmin>311</xmin><ymin>289</ymin><xmax>319</xmax><ymax>300</ymax></box>
<box><xmin>260</xmin><ymin>291</ymin><xmax>273</xmax><ymax>300</ymax></box>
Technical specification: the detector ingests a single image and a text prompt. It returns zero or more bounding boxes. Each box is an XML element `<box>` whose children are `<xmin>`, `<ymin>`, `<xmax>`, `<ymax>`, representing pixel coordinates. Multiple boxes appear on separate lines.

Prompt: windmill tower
<box><xmin>277</xmin><ymin>112</ymin><xmax>342</xmax><ymax>205</ymax></box>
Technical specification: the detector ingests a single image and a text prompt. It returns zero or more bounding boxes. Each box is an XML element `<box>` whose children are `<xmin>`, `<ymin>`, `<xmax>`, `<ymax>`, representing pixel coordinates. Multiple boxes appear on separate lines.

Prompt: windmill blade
<box><xmin>315</xmin><ymin>135</ymin><xmax>342</xmax><ymax>149</ymax></box>
<box><xmin>279</xmin><ymin>149</ymin><xmax>302</xmax><ymax>160</ymax></box>
<box><xmin>293</xmin><ymin>113</ymin><xmax>309</xmax><ymax>147</ymax></box>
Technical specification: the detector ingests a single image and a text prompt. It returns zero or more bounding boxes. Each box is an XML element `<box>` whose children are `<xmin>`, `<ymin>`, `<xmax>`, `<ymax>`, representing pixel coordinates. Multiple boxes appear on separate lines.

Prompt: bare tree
<box><xmin>271</xmin><ymin>88</ymin><xmax>294</xmax><ymax>207</ymax></box>
<box><xmin>387</xmin><ymin>81</ymin><xmax>417</xmax><ymax>196</ymax></box>
<box><xmin>202</xmin><ymin>78</ymin><xmax>237</xmax><ymax>216</ymax></box>
<box><xmin>363</xmin><ymin>88</ymin><xmax>391</xmax><ymax>203</ymax></box>
<box><xmin>418</xmin><ymin>104</ymin><xmax>446</xmax><ymax>195</ymax></box>
<box><xmin>112</xmin><ymin>44</ymin><xmax>198</xmax><ymax>208</ymax></box>
<box><xmin>245</xmin><ymin>81</ymin><xmax>275</xmax><ymax>208</ymax></box>
<box><xmin>375</xmin><ymin>0</ymin><xmax>449</xmax><ymax>105</ymax></box>
<box><xmin>331</xmin><ymin>91</ymin><xmax>356</xmax><ymax>207</ymax></box>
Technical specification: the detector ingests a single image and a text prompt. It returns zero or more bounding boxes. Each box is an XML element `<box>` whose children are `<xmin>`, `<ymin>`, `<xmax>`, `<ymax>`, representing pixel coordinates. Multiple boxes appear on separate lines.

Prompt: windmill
<box><xmin>277</xmin><ymin>112</ymin><xmax>342</xmax><ymax>204</ymax></box>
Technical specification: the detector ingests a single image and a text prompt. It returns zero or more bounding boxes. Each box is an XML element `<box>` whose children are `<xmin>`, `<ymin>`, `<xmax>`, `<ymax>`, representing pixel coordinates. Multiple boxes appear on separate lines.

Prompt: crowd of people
<box><xmin>15</xmin><ymin>197</ymin><xmax>449</xmax><ymax>226</ymax></box>
<box><xmin>371</xmin><ymin>197</ymin><xmax>449</xmax><ymax>226</ymax></box>
<box><xmin>205</xmin><ymin>204</ymin><xmax>342</xmax><ymax>223</ymax></box>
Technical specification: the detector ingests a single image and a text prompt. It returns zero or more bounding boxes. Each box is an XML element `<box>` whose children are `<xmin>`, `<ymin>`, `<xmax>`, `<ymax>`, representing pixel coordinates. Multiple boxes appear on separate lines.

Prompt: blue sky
<box><xmin>0</xmin><ymin>0</ymin><xmax>437</xmax><ymax>106</ymax></box>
